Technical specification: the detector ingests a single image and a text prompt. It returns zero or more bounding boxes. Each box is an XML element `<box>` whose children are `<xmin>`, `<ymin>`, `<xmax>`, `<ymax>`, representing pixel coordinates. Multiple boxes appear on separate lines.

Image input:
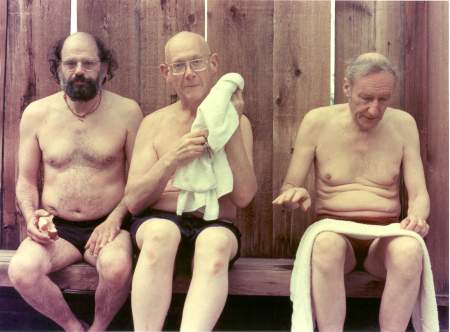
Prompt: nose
<box><xmin>74</xmin><ymin>62</ymin><xmax>85</xmax><ymax>75</ymax></box>
<box><xmin>184</xmin><ymin>63</ymin><xmax>197</xmax><ymax>78</ymax></box>
<box><xmin>367</xmin><ymin>100</ymin><xmax>381</xmax><ymax>117</ymax></box>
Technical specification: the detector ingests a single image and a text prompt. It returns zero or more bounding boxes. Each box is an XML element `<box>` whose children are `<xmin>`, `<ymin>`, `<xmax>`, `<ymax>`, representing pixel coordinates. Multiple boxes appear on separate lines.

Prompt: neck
<box><xmin>64</xmin><ymin>90</ymin><xmax>103</xmax><ymax>120</ymax></box>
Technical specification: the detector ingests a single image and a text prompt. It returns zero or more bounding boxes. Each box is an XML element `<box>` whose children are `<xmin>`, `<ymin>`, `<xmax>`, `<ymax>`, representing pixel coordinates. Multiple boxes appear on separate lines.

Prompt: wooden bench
<box><xmin>0</xmin><ymin>249</ymin><xmax>385</xmax><ymax>298</ymax></box>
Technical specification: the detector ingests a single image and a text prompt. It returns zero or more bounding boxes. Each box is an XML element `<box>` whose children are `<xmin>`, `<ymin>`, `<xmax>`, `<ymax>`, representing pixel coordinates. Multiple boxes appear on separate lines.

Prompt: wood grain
<box><xmin>3</xmin><ymin>0</ymin><xmax>70</xmax><ymax>247</ymax></box>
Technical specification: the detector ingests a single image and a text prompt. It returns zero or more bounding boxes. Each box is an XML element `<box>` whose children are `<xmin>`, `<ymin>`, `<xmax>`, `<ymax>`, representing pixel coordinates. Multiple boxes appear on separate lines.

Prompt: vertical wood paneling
<box><xmin>3</xmin><ymin>0</ymin><xmax>70</xmax><ymax>248</ymax></box>
<box><xmin>78</xmin><ymin>0</ymin><xmax>205</xmax><ymax>116</ymax></box>
<box><xmin>335</xmin><ymin>1</ymin><xmax>404</xmax><ymax>108</ymax></box>
<box><xmin>273</xmin><ymin>1</ymin><xmax>330</xmax><ymax>257</ymax></box>
<box><xmin>207</xmin><ymin>0</ymin><xmax>274</xmax><ymax>257</ymax></box>
<box><xmin>426</xmin><ymin>1</ymin><xmax>449</xmax><ymax>300</ymax></box>
<box><xmin>0</xmin><ymin>1</ymin><xmax>7</xmax><ymax>248</ymax></box>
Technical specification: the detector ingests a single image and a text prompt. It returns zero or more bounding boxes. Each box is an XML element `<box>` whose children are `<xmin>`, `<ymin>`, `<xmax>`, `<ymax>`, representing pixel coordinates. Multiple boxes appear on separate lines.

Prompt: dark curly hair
<box><xmin>48</xmin><ymin>33</ymin><xmax>118</xmax><ymax>84</ymax></box>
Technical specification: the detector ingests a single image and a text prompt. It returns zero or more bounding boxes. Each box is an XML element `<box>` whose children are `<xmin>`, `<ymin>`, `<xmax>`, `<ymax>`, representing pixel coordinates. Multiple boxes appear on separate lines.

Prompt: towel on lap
<box><xmin>173</xmin><ymin>73</ymin><xmax>245</xmax><ymax>220</ymax></box>
<box><xmin>290</xmin><ymin>219</ymin><xmax>439</xmax><ymax>332</ymax></box>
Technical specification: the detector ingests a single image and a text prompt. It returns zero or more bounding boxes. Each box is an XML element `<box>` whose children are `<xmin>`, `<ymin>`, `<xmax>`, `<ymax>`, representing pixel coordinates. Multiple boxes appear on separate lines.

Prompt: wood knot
<box><xmin>187</xmin><ymin>14</ymin><xmax>195</xmax><ymax>25</ymax></box>
<box><xmin>275</xmin><ymin>97</ymin><xmax>282</xmax><ymax>106</ymax></box>
<box><xmin>294</xmin><ymin>68</ymin><xmax>302</xmax><ymax>77</ymax></box>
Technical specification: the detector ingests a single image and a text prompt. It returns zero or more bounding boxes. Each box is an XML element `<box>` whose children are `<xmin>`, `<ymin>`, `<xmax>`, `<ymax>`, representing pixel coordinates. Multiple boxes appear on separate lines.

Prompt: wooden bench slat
<box><xmin>0</xmin><ymin>249</ymin><xmax>446</xmax><ymax>306</ymax></box>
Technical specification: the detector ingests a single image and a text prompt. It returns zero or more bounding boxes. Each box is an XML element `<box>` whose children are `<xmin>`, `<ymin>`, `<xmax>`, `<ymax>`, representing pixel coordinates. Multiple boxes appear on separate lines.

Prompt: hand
<box><xmin>26</xmin><ymin>209</ymin><xmax>54</xmax><ymax>244</ymax></box>
<box><xmin>85</xmin><ymin>217</ymin><xmax>121</xmax><ymax>257</ymax></box>
<box><xmin>400</xmin><ymin>215</ymin><xmax>430</xmax><ymax>237</ymax></box>
<box><xmin>169</xmin><ymin>130</ymin><xmax>209</xmax><ymax>167</ymax></box>
<box><xmin>272</xmin><ymin>187</ymin><xmax>311</xmax><ymax>211</ymax></box>
<box><xmin>231</xmin><ymin>89</ymin><xmax>244</xmax><ymax>117</ymax></box>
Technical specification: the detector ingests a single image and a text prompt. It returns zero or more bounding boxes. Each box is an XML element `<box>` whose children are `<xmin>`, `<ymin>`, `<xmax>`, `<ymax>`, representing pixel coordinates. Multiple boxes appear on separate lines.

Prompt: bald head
<box><xmin>345</xmin><ymin>52</ymin><xmax>397</xmax><ymax>85</ymax></box>
<box><xmin>62</xmin><ymin>32</ymin><xmax>97</xmax><ymax>50</ymax></box>
<box><xmin>164</xmin><ymin>31</ymin><xmax>211</xmax><ymax>63</ymax></box>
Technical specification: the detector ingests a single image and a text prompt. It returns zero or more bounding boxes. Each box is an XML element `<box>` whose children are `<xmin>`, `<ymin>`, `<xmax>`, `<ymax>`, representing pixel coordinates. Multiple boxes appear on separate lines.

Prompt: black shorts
<box><xmin>53</xmin><ymin>215</ymin><xmax>130</xmax><ymax>254</ymax></box>
<box><xmin>130</xmin><ymin>208</ymin><xmax>241</xmax><ymax>270</ymax></box>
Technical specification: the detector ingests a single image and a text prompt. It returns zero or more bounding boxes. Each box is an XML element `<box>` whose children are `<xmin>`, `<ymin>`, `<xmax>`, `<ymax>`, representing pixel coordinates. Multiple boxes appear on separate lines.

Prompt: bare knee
<box><xmin>386</xmin><ymin>237</ymin><xmax>423</xmax><ymax>280</ymax></box>
<box><xmin>8</xmin><ymin>254</ymin><xmax>49</xmax><ymax>289</ymax></box>
<box><xmin>312</xmin><ymin>232</ymin><xmax>348</xmax><ymax>272</ymax></box>
<box><xmin>97</xmin><ymin>249</ymin><xmax>132</xmax><ymax>286</ymax></box>
<box><xmin>139</xmin><ymin>221</ymin><xmax>181</xmax><ymax>266</ymax></box>
<box><xmin>194</xmin><ymin>230</ymin><xmax>235</xmax><ymax>276</ymax></box>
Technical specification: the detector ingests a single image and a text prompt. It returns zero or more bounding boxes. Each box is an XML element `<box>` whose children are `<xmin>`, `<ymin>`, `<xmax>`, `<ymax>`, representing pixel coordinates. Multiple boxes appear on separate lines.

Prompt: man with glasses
<box><xmin>125</xmin><ymin>31</ymin><xmax>257</xmax><ymax>331</ymax></box>
<box><xmin>8</xmin><ymin>32</ymin><xmax>142</xmax><ymax>331</ymax></box>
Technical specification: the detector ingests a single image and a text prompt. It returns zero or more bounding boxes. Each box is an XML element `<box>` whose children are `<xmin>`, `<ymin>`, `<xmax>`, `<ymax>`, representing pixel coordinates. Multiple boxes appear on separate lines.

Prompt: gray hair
<box><xmin>345</xmin><ymin>53</ymin><xmax>397</xmax><ymax>84</ymax></box>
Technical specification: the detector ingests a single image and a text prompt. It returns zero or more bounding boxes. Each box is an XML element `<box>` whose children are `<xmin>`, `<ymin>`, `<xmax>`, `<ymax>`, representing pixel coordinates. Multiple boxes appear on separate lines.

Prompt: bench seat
<box><xmin>0</xmin><ymin>249</ymin><xmax>385</xmax><ymax>298</ymax></box>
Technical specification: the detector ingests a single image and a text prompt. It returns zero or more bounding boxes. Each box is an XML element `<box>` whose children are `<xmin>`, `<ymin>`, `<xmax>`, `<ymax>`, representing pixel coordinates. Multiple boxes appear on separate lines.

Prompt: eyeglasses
<box><xmin>167</xmin><ymin>57</ymin><xmax>210</xmax><ymax>76</ymax></box>
<box><xmin>62</xmin><ymin>59</ymin><xmax>100</xmax><ymax>71</ymax></box>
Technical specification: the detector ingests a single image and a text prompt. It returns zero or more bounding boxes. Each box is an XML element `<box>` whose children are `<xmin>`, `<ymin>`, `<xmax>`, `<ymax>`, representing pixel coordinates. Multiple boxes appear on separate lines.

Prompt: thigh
<box><xmin>364</xmin><ymin>236</ymin><xmax>422</xmax><ymax>279</ymax></box>
<box><xmin>84</xmin><ymin>230</ymin><xmax>132</xmax><ymax>266</ymax></box>
<box><xmin>14</xmin><ymin>237</ymin><xmax>82</xmax><ymax>273</ymax></box>
<box><xmin>195</xmin><ymin>226</ymin><xmax>239</xmax><ymax>262</ymax></box>
<box><xmin>341</xmin><ymin>236</ymin><xmax>358</xmax><ymax>274</ymax></box>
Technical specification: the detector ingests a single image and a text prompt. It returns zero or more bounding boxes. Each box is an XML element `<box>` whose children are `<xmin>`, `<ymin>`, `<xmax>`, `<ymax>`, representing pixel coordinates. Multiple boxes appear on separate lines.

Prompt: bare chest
<box><xmin>38</xmin><ymin>119</ymin><xmax>126</xmax><ymax>169</ymax></box>
<box><xmin>316</xmin><ymin>130</ymin><xmax>403</xmax><ymax>186</ymax></box>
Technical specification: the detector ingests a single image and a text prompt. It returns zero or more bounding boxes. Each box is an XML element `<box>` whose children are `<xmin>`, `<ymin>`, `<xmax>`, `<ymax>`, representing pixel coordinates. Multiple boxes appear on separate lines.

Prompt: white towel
<box><xmin>290</xmin><ymin>219</ymin><xmax>439</xmax><ymax>332</ymax></box>
<box><xmin>173</xmin><ymin>73</ymin><xmax>245</xmax><ymax>221</ymax></box>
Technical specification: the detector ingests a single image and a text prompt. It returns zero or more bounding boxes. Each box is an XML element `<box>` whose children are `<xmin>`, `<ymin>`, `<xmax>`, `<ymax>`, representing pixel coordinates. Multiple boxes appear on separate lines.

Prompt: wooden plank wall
<box><xmin>0</xmin><ymin>0</ymin><xmax>7</xmax><ymax>249</ymax></box>
<box><xmin>426</xmin><ymin>1</ymin><xmax>449</xmax><ymax>301</ymax></box>
<box><xmin>2</xmin><ymin>0</ymin><xmax>70</xmax><ymax>247</ymax></box>
<box><xmin>0</xmin><ymin>0</ymin><xmax>447</xmax><ymax>298</ymax></box>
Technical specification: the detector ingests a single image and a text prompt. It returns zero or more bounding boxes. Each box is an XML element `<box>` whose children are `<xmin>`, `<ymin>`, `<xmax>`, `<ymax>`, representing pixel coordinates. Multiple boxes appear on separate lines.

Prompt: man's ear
<box><xmin>343</xmin><ymin>77</ymin><xmax>351</xmax><ymax>98</ymax></box>
<box><xmin>209</xmin><ymin>53</ymin><xmax>219</xmax><ymax>73</ymax></box>
<box><xmin>160</xmin><ymin>63</ymin><xmax>170</xmax><ymax>79</ymax></box>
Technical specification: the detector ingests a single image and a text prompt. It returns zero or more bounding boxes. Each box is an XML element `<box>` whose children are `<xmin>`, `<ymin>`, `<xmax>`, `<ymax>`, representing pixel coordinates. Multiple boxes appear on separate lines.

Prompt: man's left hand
<box><xmin>231</xmin><ymin>89</ymin><xmax>244</xmax><ymax>117</ymax></box>
<box><xmin>400</xmin><ymin>215</ymin><xmax>430</xmax><ymax>237</ymax></box>
<box><xmin>85</xmin><ymin>217</ymin><xmax>121</xmax><ymax>257</ymax></box>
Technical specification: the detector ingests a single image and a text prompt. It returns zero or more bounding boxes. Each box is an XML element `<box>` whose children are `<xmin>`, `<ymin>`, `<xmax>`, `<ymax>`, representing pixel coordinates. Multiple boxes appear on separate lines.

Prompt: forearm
<box><xmin>16</xmin><ymin>179</ymin><xmax>39</xmax><ymax>225</ymax></box>
<box><xmin>225</xmin><ymin>128</ymin><xmax>257</xmax><ymax>207</ymax></box>
<box><xmin>407</xmin><ymin>191</ymin><xmax>430</xmax><ymax>220</ymax></box>
<box><xmin>125</xmin><ymin>154</ymin><xmax>177</xmax><ymax>215</ymax></box>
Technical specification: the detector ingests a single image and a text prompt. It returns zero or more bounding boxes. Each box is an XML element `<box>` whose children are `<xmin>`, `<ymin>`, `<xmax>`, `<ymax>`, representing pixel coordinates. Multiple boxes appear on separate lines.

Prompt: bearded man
<box><xmin>8</xmin><ymin>32</ymin><xmax>142</xmax><ymax>332</ymax></box>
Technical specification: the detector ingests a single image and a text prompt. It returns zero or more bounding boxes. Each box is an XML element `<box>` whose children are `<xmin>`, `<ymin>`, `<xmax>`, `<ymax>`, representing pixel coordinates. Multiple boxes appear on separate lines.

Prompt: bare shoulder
<box><xmin>137</xmin><ymin>103</ymin><xmax>175</xmax><ymax>136</ymax></box>
<box><xmin>240</xmin><ymin>114</ymin><xmax>252</xmax><ymax>129</ymax></box>
<box><xmin>384</xmin><ymin>107</ymin><xmax>418</xmax><ymax>130</ymax></box>
<box><xmin>104</xmin><ymin>90</ymin><xmax>142</xmax><ymax>118</ymax></box>
<box><xmin>300</xmin><ymin>104</ymin><xmax>340</xmax><ymax>130</ymax></box>
<box><xmin>20</xmin><ymin>92</ymin><xmax>62</xmax><ymax>125</ymax></box>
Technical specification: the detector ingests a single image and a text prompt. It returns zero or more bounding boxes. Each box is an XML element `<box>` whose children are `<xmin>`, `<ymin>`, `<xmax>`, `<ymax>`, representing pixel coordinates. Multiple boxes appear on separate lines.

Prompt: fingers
<box><xmin>400</xmin><ymin>216</ymin><xmax>430</xmax><ymax>237</ymax></box>
<box><xmin>272</xmin><ymin>187</ymin><xmax>310</xmax><ymax>210</ymax></box>
<box><xmin>27</xmin><ymin>223</ymin><xmax>52</xmax><ymax>244</ymax></box>
<box><xmin>231</xmin><ymin>89</ymin><xmax>244</xmax><ymax>116</ymax></box>
<box><xmin>85</xmin><ymin>227</ymin><xmax>119</xmax><ymax>257</ymax></box>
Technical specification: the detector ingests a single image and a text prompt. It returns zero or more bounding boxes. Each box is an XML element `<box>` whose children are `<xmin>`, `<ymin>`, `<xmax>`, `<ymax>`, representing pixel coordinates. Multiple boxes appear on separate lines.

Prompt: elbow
<box><xmin>232</xmin><ymin>180</ymin><xmax>258</xmax><ymax>208</ymax></box>
<box><xmin>124</xmin><ymin>190</ymin><xmax>142</xmax><ymax>216</ymax></box>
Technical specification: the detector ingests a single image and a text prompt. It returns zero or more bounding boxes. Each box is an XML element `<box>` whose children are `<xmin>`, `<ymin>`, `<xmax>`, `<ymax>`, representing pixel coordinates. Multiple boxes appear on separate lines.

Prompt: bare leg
<box><xmin>8</xmin><ymin>237</ymin><xmax>84</xmax><ymax>331</ymax></box>
<box><xmin>311</xmin><ymin>232</ymin><xmax>356</xmax><ymax>332</ymax></box>
<box><xmin>364</xmin><ymin>236</ymin><xmax>423</xmax><ymax>332</ymax></box>
<box><xmin>131</xmin><ymin>219</ymin><xmax>181</xmax><ymax>331</ymax></box>
<box><xmin>180</xmin><ymin>226</ymin><xmax>238</xmax><ymax>332</ymax></box>
<box><xmin>83</xmin><ymin>230</ymin><xmax>133</xmax><ymax>331</ymax></box>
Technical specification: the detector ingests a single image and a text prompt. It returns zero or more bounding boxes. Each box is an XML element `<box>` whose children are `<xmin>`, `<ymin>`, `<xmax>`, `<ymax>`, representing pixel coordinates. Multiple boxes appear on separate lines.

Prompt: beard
<box><xmin>60</xmin><ymin>73</ymin><xmax>102</xmax><ymax>101</ymax></box>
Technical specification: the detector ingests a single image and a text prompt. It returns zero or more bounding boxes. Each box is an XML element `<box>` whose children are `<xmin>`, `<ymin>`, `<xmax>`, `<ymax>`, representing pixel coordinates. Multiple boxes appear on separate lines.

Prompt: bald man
<box><xmin>125</xmin><ymin>31</ymin><xmax>257</xmax><ymax>331</ymax></box>
<box><xmin>8</xmin><ymin>32</ymin><xmax>143</xmax><ymax>331</ymax></box>
<box><xmin>273</xmin><ymin>53</ymin><xmax>430</xmax><ymax>331</ymax></box>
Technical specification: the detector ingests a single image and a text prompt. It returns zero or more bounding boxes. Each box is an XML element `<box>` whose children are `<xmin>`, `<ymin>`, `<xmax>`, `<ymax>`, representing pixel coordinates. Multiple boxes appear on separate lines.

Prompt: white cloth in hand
<box><xmin>173</xmin><ymin>73</ymin><xmax>245</xmax><ymax>220</ymax></box>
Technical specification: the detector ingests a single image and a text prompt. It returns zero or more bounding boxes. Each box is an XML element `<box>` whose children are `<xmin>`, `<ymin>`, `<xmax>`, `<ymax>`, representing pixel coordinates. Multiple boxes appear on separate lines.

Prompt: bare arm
<box><xmin>400</xmin><ymin>113</ymin><xmax>430</xmax><ymax>236</ymax></box>
<box><xmin>16</xmin><ymin>104</ymin><xmax>52</xmax><ymax>244</ymax></box>
<box><xmin>273</xmin><ymin>110</ymin><xmax>319</xmax><ymax>210</ymax></box>
<box><xmin>124</xmin><ymin>115</ymin><xmax>208</xmax><ymax>215</ymax></box>
<box><xmin>225</xmin><ymin>114</ymin><xmax>257</xmax><ymax>207</ymax></box>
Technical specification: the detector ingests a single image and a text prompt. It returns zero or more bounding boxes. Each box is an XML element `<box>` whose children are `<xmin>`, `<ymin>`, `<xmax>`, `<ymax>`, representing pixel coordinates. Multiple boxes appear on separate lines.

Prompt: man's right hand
<box><xmin>26</xmin><ymin>209</ymin><xmax>54</xmax><ymax>244</ymax></box>
<box><xmin>272</xmin><ymin>187</ymin><xmax>311</xmax><ymax>211</ymax></box>
<box><xmin>168</xmin><ymin>130</ymin><xmax>209</xmax><ymax>167</ymax></box>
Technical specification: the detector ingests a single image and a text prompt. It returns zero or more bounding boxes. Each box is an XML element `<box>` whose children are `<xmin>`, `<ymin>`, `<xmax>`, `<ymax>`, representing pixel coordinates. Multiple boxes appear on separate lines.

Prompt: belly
<box><xmin>315</xmin><ymin>188</ymin><xmax>401</xmax><ymax>219</ymax></box>
<box><xmin>152</xmin><ymin>191</ymin><xmax>237</xmax><ymax>220</ymax></box>
<box><xmin>42</xmin><ymin>166</ymin><xmax>125</xmax><ymax>220</ymax></box>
